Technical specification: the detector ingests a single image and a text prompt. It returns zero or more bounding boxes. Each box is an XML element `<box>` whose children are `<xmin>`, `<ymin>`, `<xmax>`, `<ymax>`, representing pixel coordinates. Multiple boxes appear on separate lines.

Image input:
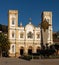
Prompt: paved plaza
<box><xmin>0</xmin><ymin>58</ymin><xmax>59</xmax><ymax>65</ymax></box>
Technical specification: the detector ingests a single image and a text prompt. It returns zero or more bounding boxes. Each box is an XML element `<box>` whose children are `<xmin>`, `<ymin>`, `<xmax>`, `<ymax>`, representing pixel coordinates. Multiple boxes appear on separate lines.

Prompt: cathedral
<box><xmin>8</xmin><ymin>10</ymin><xmax>53</xmax><ymax>57</ymax></box>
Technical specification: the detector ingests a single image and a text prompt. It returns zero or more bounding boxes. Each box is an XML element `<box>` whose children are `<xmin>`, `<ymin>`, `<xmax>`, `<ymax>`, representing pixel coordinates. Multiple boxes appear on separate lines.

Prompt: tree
<box><xmin>56</xmin><ymin>31</ymin><xmax>59</xmax><ymax>39</ymax></box>
<box><xmin>2</xmin><ymin>25</ymin><xmax>6</xmax><ymax>33</ymax></box>
<box><xmin>39</xmin><ymin>45</ymin><xmax>55</xmax><ymax>58</ymax></box>
<box><xmin>0</xmin><ymin>24</ymin><xmax>2</xmax><ymax>31</ymax></box>
<box><xmin>0</xmin><ymin>33</ymin><xmax>10</xmax><ymax>57</ymax></box>
<box><xmin>54</xmin><ymin>43</ymin><xmax>59</xmax><ymax>55</ymax></box>
<box><xmin>0</xmin><ymin>24</ymin><xmax>8</xmax><ymax>33</ymax></box>
<box><xmin>53</xmin><ymin>33</ymin><xmax>57</xmax><ymax>39</ymax></box>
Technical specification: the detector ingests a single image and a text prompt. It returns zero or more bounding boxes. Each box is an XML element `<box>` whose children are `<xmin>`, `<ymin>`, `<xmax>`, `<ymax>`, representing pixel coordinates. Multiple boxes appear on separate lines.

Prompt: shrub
<box><xmin>22</xmin><ymin>55</ymin><xmax>32</xmax><ymax>60</ymax></box>
<box><xmin>33</xmin><ymin>56</ymin><xmax>39</xmax><ymax>59</ymax></box>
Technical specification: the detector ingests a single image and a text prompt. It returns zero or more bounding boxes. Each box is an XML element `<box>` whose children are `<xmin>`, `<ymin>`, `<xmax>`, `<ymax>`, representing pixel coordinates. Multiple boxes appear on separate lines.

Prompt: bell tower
<box><xmin>8</xmin><ymin>10</ymin><xmax>18</xmax><ymax>39</ymax></box>
<box><xmin>42</xmin><ymin>11</ymin><xmax>53</xmax><ymax>46</ymax></box>
<box><xmin>8</xmin><ymin>10</ymin><xmax>18</xmax><ymax>28</ymax></box>
<box><xmin>8</xmin><ymin>10</ymin><xmax>18</xmax><ymax>57</ymax></box>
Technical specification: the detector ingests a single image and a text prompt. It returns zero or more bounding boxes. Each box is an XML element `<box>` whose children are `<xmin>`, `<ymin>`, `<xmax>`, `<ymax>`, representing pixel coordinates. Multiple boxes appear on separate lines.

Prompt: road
<box><xmin>0</xmin><ymin>58</ymin><xmax>59</xmax><ymax>65</ymax></box>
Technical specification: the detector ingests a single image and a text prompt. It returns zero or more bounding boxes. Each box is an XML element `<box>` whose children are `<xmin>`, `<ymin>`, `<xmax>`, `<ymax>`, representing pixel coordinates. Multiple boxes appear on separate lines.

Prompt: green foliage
<box><xmin>53</xmin><ymin>33</ymin><xmax>57</xmax><ymax>39</ymax></box>
<box><xmin>39</xmin><ymin>44</ymin><xmax>56</xmax><ymax>58</ymax></box>
<box><xmin>33</xmin><ymin>56</ymin><xmax>39</xmax><ymax>59</ymax></box>
<box><xmin>0</xmin><ymin>33</ymin><xmax>10</xmax><ymax>57</ymax></box>
<box><xmin>21</xmin><ymin>55</ymin><xmax>32</xmax><ymax>60</ymax></box>
<box><xmin>0</xmin><ymin>24</ymin><xmax>8</xmax><ymax>33</ymax></box>
<box><xmin>0</xmin><ymin>24</ymin><xmax>2</xmax><ymax>30</ymax></box>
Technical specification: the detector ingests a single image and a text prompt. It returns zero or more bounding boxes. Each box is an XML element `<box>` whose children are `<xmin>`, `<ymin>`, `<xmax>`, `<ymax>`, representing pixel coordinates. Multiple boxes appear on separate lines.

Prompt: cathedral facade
<box><xmin>8</xmin><ymin>10</ymin><xmax>53</xmax><ymax>57</ymax></box>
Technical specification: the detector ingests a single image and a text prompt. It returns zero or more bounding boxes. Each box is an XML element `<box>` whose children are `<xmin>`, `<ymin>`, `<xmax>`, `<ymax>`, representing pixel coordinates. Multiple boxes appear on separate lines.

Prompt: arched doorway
<box><xmin>28</xmin><ymin>46</ymin><xmax>32</xmax><ymax>55</ymax></box>
<box><xmin>36</xmin><ymin>47</ymin><xmax>40</xmax><ymax>53</ymax></box>
<box><xmin>20</xmin><ymin>47</ymin><xmax>24</xmax><ymax>55</ymax></box>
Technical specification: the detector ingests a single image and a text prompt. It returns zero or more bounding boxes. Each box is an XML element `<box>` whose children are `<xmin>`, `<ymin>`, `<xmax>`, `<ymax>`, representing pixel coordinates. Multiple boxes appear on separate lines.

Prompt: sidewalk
<box><xmin>0</xmin><ymin>57</ymin><xmax>59</xmax><ymax>65</ymax></box>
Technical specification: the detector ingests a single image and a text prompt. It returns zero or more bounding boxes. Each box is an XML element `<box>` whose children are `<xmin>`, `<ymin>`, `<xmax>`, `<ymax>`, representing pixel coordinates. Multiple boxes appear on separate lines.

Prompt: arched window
<box><xmin>20</xmin><ymin>46</ymin><xmax>24</xmax><ymax>55</ymax></box>
<box><xmin>12</xmin><ymin>18</ymin><xmax>15</xmax><ymax>25</ymax></box>
<box><xmin>36</xmin><ymin>46</ymin><xmax>40</xmax><ymax>53</ymax></box>
<box><xmin>12</xmin><ymin>32</ymin><xmax>14</xmax><ymax>38</ymax></box>
<box><xmin>28</xmin><ymin>46</ymin><xmax>32</xmax><ymax>55</ymax></box>
<box><xmin>12</xmin><ymin>45</ymin><xmax>14</xmax><ymax>53</ymax></box>
<box><xmin>27</xmin><ymin>32</ymin><xmax>33</xmax><ymax>38</ymax></box>
<box><xmin>37</xmin><ymin>33</ymin><xmax>40</xmax><ymax>38</ymax></box>
<box><xmin>20</xmin><ymin>33</ymin><xmax>23</xmax><ymax>38</ymax></box>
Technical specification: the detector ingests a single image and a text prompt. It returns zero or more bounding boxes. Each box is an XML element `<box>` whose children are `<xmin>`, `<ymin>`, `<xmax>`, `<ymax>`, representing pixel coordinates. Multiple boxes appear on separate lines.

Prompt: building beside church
<box><xmin>8</xmin><ymin>10</ymin><xmax>53</xmax><ymax>57</ymax></box>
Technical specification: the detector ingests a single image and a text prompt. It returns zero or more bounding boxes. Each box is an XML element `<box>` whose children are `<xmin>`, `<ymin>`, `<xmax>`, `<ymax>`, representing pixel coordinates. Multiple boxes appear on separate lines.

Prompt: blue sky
<box><xmin>0</xmin><ymin>0</ymin><xmax>59</xmax><ymax>32</ymax></box>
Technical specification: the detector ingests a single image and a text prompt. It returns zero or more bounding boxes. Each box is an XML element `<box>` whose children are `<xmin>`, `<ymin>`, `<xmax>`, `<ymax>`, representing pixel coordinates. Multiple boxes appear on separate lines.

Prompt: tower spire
<box><xmin>20</xmin><ymin>22</ymin><xmax>22</xmax><ymax>27</ymax></box>
<box><xmin>29</xmin><ymin>17</ymin><xmax>32</xmax><ymax>24</ymax></box>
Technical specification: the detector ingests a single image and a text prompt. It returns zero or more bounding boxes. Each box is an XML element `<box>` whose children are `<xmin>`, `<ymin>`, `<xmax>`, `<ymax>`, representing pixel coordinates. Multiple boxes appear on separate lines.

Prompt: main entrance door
<box><xmin>20</xmin><ymin>47</ymin><xmax>24</xmax><ymax>55</ymax></box>
<box><xmin>28</xmin><ymin>49</ymin><xmax>32</xmax><ymax>55</ymax></box>
<box><xmin>36</xmin><ymin>47</ymin><xmax>40</xmax><ymax>53</ymax></box>
<box><xmin>28</xmin><ymin>46</ymin><xmax>32</xmax><ymax>55</ymax></box>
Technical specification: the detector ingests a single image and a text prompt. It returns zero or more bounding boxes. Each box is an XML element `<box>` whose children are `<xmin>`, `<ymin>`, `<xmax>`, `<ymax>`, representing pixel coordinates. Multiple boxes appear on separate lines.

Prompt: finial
<box><xmin>29</xmin><ymin>17</ymin><xmax>32</xmax><ymax>21</ymax></box>
<box><xmin>29</xmin><ymin>17</ymin><xmax>32</xmax><ymax>24</ymax></box>
<box><xmin>20</xmin><ymin>22</ymin><xmax>22</xmax><ymax>27</ymax></box>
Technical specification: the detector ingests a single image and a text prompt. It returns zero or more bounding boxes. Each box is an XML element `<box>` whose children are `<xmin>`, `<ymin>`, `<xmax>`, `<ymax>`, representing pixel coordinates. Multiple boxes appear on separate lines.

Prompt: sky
<box><xmin>0</xmin><ymin>0</ymin><xmax>59</xmax><ymax>32</ymax></box>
